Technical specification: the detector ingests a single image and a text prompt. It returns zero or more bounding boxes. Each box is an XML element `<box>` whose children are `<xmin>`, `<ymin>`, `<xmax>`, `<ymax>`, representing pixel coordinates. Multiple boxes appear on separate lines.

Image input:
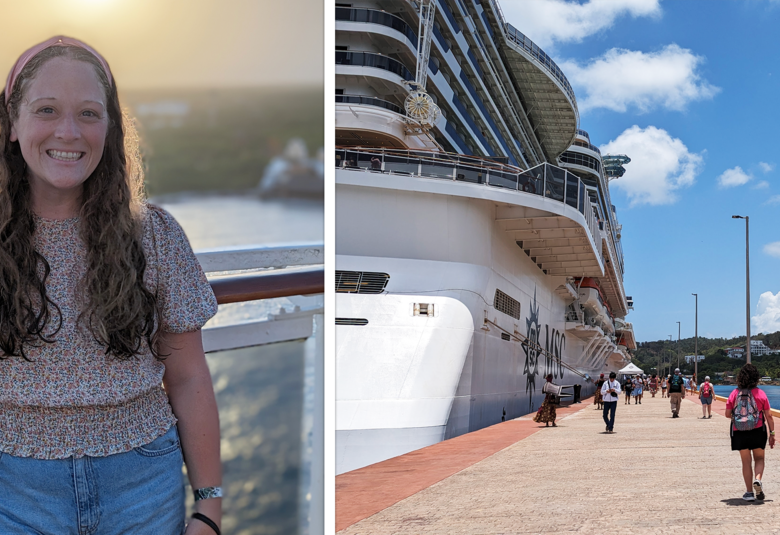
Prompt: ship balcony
<box><xmin>335</xmin><ymin>51</ymin><xmax>414</xmax><ymax>95</ymax></box>
<box><xmin>481</xmin><ymin>1</ymin><xmax>578</xmax><ymax>160</ymax></box>
<box><xmin>335</xmin><ymin>147</ymin><xmax>605</xmax><ymax>277</ymax></box>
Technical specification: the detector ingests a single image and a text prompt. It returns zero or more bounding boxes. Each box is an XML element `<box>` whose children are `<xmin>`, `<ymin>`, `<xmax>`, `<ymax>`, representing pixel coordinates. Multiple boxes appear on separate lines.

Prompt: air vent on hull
<box><xmin>335</xmin><ymin>271</ymin><xmax>389</xmax><ymax>294</ymax></box>
<box><xmin>336</xmin><ymin>318</ymin><xmax>369</xmax><ymax>326</ymax></box>
<box><xmin>494</xmin><ymin>289</ymin><xmax>521</xmax><ymax>320</ymax></box>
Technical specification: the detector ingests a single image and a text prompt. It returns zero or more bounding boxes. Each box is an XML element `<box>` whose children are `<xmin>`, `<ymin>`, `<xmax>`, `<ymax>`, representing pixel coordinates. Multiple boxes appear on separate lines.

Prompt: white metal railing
<box><xmin>196</xmin><ymin>243</ymin><xmax>324</xmax><ymax>535</ymax></box>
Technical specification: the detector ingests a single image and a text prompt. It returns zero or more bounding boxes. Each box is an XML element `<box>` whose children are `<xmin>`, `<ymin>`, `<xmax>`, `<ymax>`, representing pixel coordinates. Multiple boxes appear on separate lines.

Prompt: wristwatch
<box><xmin>194</xmin><ymin>487</ymin><xmax>223</xmax><ymax>501</ymax></box>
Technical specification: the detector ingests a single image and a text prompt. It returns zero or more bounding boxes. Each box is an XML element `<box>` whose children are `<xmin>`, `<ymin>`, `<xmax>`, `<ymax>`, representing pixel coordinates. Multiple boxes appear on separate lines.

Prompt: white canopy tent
<box><xmin>618</xmin><ymin>363</ymin><xmax>644</xmax><ymax>375</ymax></box>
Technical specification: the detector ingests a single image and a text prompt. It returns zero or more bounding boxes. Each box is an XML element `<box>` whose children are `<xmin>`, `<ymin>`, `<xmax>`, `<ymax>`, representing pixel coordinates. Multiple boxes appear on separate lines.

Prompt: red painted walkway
<box><xmin>335</xmin><ymin>398</ymin><xmax>594</xmax><ymax>532</ymax></box>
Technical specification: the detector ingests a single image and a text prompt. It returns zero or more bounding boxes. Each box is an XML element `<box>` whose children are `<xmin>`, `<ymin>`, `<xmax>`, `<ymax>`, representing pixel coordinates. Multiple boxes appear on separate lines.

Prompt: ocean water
<box><xmin>159</xmin><ymin>195</ymin><xmax>323</xmax><ymax>535</ymax></box>
<box><xmin>714</xmin><ymin>385</ymin><xmax>780</xmax><ymax>409</ymax></box>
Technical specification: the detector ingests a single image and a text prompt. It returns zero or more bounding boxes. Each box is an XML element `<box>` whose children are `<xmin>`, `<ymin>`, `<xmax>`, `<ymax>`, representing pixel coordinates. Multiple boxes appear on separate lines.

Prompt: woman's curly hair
<box><xmin>737</xmin><ymin>363</ymin><xmax>760</xmax><ymax>390</ymax></box>
<box><xmin>0</xmin><ymin>45</ymin><xmax>160</xmax><ymax>360</ymax></box>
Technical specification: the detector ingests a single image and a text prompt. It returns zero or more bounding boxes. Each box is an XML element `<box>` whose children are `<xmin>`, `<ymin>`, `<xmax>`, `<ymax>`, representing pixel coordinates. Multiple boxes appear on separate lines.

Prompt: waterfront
<box><xmin>714</xmin><ymin>384</ymin><xmax>780</xmax><ymax>408</ymax></box>
<box><xmin>162</xmin><ymin>194</ymin><xmax>323</xmax><ymax>535</ymax></box>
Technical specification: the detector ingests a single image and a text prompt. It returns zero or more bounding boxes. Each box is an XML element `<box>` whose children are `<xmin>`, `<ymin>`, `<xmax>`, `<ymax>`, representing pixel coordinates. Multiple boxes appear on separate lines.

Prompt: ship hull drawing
<box><xmin>335</xmin><ymin>0</ymin><xmax>635</xmax><ymax>474</ymax></box>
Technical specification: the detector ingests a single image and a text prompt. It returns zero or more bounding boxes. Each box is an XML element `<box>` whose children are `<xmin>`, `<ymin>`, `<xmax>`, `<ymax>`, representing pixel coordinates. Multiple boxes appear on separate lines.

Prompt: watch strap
<box><xmin>193</xmin><ymin>486</ymin><xmax>223</xmax><ymax>501</ymax></box>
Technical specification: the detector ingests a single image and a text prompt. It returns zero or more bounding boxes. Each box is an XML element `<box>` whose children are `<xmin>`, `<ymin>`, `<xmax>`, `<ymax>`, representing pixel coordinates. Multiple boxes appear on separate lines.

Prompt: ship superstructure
<box><xmin>335</xmin><ymin>0</ymin><xmax>636</xmax><ymax>474</ymax></box>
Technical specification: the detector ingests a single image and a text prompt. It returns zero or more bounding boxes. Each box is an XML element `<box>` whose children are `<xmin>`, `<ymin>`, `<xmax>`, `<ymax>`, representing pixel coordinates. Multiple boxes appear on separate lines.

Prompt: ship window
<box><xmin>335</xmin><ymin>88</ymin><xmax>344</xmax><ymax>95</ymax></box>
<box><xmin>494</xmin><ymin>289</ymin><xmax>521</xmax><ymax>320</ymax></box>
<box><xmin>336</xmin><ymin>318</ymin><xmax>369</xmax><ymax>326</ymax></box>
<box><xmin>336</xmin><ymin>45</ymin><xmax>349</xmax><ymax>51</ymax></box>
<box><xmin>335</xmin><ymin>271</ymin><xmax>390</xmax><ymax>294</ymax></box>
<box><xmin>414</xmin><ymin>303</ymin><xmax>434</xmax><ymax>317</ymax></box>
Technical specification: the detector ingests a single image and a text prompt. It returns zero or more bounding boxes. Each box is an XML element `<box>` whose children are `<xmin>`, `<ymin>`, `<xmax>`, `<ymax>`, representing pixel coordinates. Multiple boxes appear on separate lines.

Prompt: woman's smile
<box><xmin>47</xmin><ymin>150</ymin><xmax>84</xmax><ymax>162</ymax></box>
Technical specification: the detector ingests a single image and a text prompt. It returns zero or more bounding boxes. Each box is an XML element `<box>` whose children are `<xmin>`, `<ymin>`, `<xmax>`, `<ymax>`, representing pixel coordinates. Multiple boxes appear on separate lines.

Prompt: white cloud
<box><xmin>501</xmin><ymin>0</ymin><xmax>661</xmax><ymax>48</ymax></box>
<box><xmin>765</xmin><ymin>242</ymin><xmax>780</xmax><ymax>258</ymax></box>
<box><xmin>559</xmin><ymin>45</ymin><xmax>719</xmax><ymax>113</ymax></box>
<box><xmin>600</xmin><ymin>125</ymin><xmax>703</xmax><ymax>206</ymax></box>
<box><xmin>759</xmin><ymin>162</ymin><xmax>774</xmax><ymax>173</ymax></box>
<box><xmin>753</xmin><ymin>291</ymin><xmax>780</xmax><ymax>333</ymax></box>
<box><xmin>717</xmin><ymin>166</ymin><xmax>752</xmax><ymax>188</ymax></box>
<box><xmin>765</xmin><ymin>195</ymin><xmax>780</xmax><ymax>205</ymax></box>
<box><xmin>754</xmin><ymin>180</ymin><xmax>770</xmax><ymax>189</ymax></box>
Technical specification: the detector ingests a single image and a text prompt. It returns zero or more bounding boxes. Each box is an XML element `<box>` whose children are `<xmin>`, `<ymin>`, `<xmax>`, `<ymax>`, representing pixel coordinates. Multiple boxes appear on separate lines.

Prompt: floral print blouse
<box><xmin>0</xmin><ymin>205</ymin><xmax>218</xmax><ymax>459</ymax></box>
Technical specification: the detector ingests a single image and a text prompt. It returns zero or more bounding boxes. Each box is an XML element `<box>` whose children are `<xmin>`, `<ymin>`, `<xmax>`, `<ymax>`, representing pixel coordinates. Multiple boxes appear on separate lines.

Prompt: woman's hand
<box><xmin>770</xmin><ymin>434</ymin><xmax>776</xmax><ymax>450</ymax></box>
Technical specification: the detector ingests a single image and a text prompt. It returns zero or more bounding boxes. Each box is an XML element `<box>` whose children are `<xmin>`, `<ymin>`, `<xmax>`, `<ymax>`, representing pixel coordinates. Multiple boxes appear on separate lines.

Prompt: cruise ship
<box><xmin>335</xmin><ymin>0</ymin><xmax>637</xmax><ymax>474</ymax></box>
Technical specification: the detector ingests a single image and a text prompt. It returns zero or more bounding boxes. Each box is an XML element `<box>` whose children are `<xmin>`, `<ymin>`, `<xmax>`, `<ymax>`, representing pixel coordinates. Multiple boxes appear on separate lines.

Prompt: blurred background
<box><xmin>0</xmin><ymin>1</ymin><xmax>324</xmax><ymax>534</ymax></box>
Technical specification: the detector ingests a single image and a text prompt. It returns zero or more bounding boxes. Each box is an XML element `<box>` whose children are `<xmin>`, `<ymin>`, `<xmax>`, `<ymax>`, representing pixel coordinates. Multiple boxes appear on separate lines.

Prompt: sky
<box><xmin>0</xmin><ymin>0</ymin><xmax>323</xmax><ymax>89</ymax></box>
<box><xmin>501</xmin><ymin>0</ymin><xmax>780</xmax><ymax>342</ymax></box>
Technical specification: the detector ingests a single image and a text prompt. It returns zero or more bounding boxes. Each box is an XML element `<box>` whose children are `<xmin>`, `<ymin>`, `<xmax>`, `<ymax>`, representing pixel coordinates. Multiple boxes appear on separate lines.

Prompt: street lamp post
<box><xmin>732</xmin><ymin>215</ymin><xmax>751</xmax><ymax>363</ymax></box>
<box><xmin>668</xmin><ymin>335</ymin><xmax>673</xmax><ymax>374</ymax></box>
<box><xmin>676</xmin><ymin>321</ymin><xmax>681</xmax><ymax>369</ymax></box>
<box><xmin>692</xmin><ymin>294</ymin><xmax>698</xmax><ymax>384</ymax></box>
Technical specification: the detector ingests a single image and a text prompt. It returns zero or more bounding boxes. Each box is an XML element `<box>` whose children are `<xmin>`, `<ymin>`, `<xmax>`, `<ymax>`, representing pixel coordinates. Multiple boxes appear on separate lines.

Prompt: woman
<box><xmin>649</xmin><ymin>374</ymin><xmax>658</xmax><ymax>398</ymax></box>
<box><xmin>533</xmin><ymin>374</ymin><xmax>558</xmax><ymax>427</ymax></box>
<box><xmin>594</xmin><ymin>373</ymin><xmax>605</xmax><ymax>410</ymax></box>
<box><xmin>632</xmin><ymin>375</ymin><xmax>643</xmax><ymax>404</ymax></box>
<box><xmin>661</xmin><ymin>375</ymin><xmax>668</xmax><ymax>398</ymax></box>
<box><xmin>0</xmin><ymin>37</ymin><xmax>222</xmax><ymax>534</ymax></box>
<box><xmin>699</xmin><ymin>375</ymin><xmax>714</xmax><ymax>419</ymax></box>
<box><xmin>725</xmin><ymin>363</ymin><xmax>775</xmax><ymax>501</ymax></box>
<box><xmin>623</xmin><ymin>375</ymin><xmax>633</xmax><ymax>404</ymax></box>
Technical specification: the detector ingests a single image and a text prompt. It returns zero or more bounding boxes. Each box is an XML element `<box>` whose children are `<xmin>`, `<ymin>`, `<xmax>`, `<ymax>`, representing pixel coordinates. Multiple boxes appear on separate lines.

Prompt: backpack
<box><xmin>669</xmin><ymin>375</ymin><xmax>683</xmax><ymax>393</ymax></box>
<box><xmin>732</xmin><ymin>389</ymin><xmax>761</xmax><ymax>432</ymax></box>
<box><xmin>701</xmin><ymin>382</ymin><xmax>712</xmax><ymax>397</ymax></box>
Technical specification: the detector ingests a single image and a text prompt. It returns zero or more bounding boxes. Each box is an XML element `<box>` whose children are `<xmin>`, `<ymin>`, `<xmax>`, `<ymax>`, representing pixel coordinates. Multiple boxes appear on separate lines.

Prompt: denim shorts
<box><xmin>0</xmin><ymin>425</ymin><xmax>185</xmax><ymax>535</ymax></box>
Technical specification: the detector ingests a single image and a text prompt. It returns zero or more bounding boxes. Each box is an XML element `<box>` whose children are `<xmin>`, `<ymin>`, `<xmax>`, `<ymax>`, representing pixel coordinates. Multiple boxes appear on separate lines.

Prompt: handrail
<box><xmin>210</xmin><ymin>268</ymin><xmax>324</xmax><ymax>305</ymax></box>
<box><xmin>335</xmin><ymin>7</ymin><xmax>417</xmax><ymax>46</ymax></box>
<box><xmin>336</xmin><ymin>147</ymin><xmax>602</xmax><ymax>262</ymax></box>
<box><xmin>335</xmin><ymin>51</ymin><xmax>414</xmax><ymax>81</ymax></box>
<box><xmin>336</xmin><ymin>94</ymin><xmax>404</xmax><ymax>115</ymax></box>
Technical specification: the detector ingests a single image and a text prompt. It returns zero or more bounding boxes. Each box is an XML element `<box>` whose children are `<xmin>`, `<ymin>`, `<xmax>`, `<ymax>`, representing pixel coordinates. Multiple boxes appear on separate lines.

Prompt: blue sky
<box><xmin>499</xmin><ymin>0</ymin><xmax>780</xmax><ymax>342</ymax></box>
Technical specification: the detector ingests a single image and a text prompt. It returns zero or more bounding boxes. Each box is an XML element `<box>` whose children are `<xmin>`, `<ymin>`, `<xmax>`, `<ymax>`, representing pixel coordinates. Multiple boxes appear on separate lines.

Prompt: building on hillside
<box><xmin>726</xmin><ymin>347</ymin><xmax>745</xmax><ymax>359</ymax></box>
<box><xmin>751</xmin><ymin>340</ymin><xmax>770</xmax><ymax>356</ymax></box>
<box><xmin>684</xmin><ymin>355</ymin><xmax>705</xmax><ymax>364</ymax></box>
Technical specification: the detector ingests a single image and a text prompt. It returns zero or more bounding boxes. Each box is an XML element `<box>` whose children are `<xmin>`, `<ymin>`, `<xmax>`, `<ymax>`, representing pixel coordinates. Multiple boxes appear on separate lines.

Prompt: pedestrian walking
<box><xmin>661</xmin><ymin>375</ymin><xmax>668</xmax><ymax>398</ymax></box>
<box><xmin>699</xmin><ymin>376</ymin><xmax>714</xmax><ymax>419</ymax></box>
<box><xmin>533</xmin><ymin>374</ymin><xmax>558</xmax><ymax>427</ymax></box>
<box><xmin>632</xmin><ymin>375</ymin><xmax>643</xmax><ymax>404</ymax></box>
<box><xmin>669</xmin><ymin>368</ymin><xmax>685</xmax><ymax>417</ymax></box>
<box><xmin>649</xmin><ymin>374</ymin><xmax>658</xmax><ymax>397</ymax></box>
<box><xmin>725</xmin><ymin>363</ymin><xmax>775</xmax><ymax>501</ymax></box>
<box><xmin>623</xmin><ymin>375</ymin><xmax>633</xmax><ymax>405</ymax></box>
<box><xmin>601</xmin><ymin>371</ymin><xmax>621</xmax><ymax>433</ymax></box>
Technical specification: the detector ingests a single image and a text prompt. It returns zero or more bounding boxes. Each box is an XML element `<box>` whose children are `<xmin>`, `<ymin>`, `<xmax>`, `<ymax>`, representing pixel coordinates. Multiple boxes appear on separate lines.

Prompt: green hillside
<box><xmin>632</xmin><ymin>331</ymin><xmax>780</xmax><ymax>380</ymax></box>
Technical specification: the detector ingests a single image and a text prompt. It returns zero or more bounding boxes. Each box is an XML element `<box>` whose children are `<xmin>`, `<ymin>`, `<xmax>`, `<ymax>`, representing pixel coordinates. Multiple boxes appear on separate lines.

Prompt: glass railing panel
<box><xmin>544</xmin><ymin>164</ymin><xmax>565</xmax><ymax>202</ymax></box>
<box><xmin>518</xmin><ymin>169</ymin><xmax>543</xmax><ymax>195</ymax></box>
<box><xmin>384</xmin><ymin>154</ymin><xmax>420</xmax><ymax>175</ymax></box>
<box><xmin>488</xmin><ymin>169</ymin><xmax>518</xmax><ymax>189</ymax></box>
<box><xmin>420</xmin><ymin>160</ymin><xmax>456</xmax><ymax>180</ymax></box>
<box><xmin>456</xmin><ymin>164</ymin><xmax>486</xmax><ymax>184</ymax></box>
<box><xmin>578</xmin><ymin>181</ymin><xmax>586</xmax><ymax>214</ymax></box>
<box><xmin>566</xmin><ymin>173</ymin><xmax>579</xmax><ymax>209</ymax></box>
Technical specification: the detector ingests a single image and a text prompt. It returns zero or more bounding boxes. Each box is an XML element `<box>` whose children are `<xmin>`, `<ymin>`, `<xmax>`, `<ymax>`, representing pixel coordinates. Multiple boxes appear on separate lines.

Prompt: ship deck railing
<box><xmin>197</xmin><ymin>243</ymin><xmax>324</xmax><ymax>535</ymax></box>
<box><xmin>336</xmin><ymin>147</ymin><xmax>602</xmax><ymax>263</ymax></box>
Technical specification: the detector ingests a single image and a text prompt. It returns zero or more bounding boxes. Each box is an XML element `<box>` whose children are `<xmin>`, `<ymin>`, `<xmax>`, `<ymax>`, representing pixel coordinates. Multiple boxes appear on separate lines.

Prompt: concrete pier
<box><xmin>337</xmin><ymin>393</ymin><xmax>780</xmax><ymax>534</ymax></box>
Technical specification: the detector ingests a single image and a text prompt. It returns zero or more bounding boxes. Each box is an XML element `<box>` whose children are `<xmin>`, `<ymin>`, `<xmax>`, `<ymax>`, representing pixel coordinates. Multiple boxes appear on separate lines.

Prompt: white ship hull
<box><xmin>336</xmin><ymin>173</ymin><xmax>626</xmax><ymax>473</ymax></box>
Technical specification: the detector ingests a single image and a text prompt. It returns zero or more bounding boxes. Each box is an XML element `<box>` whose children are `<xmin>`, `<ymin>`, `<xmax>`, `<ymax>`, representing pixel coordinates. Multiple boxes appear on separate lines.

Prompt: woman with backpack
<box><xmin>699</xmin><ymin>376</ymin><xmax>714</xmax><ymax>418</ymax></box>
<box><xmin>725</xmin><ymin>363</ymin><xmax>775</xmax><ymax>501</ymax></box>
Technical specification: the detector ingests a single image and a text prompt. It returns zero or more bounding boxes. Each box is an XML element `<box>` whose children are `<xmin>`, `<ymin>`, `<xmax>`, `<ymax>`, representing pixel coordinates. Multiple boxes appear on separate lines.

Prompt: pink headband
<box><xmin>4</xmin><ymin>35</ymin><xmax>112</xmax><ymax>104</ymax></box>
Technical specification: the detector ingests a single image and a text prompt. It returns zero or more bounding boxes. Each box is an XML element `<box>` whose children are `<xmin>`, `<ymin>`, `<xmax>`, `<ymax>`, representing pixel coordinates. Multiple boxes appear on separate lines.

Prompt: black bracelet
<box><xmin>192</xmin><ymin>512</ymin><xmax>221</xmax><ymax>535</ymax></box>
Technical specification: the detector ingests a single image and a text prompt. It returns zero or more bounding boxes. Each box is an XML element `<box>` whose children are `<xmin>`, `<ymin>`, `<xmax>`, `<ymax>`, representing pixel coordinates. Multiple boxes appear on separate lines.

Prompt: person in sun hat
<box><xmin>600</xmin><ymin>371</ymin><xmax>621</xmax><ymax>433</ymax></box>
<box><xmin>0</xmin><ymin>37</ymin><xmax>222</xmax><ymax>534</ymax></box>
